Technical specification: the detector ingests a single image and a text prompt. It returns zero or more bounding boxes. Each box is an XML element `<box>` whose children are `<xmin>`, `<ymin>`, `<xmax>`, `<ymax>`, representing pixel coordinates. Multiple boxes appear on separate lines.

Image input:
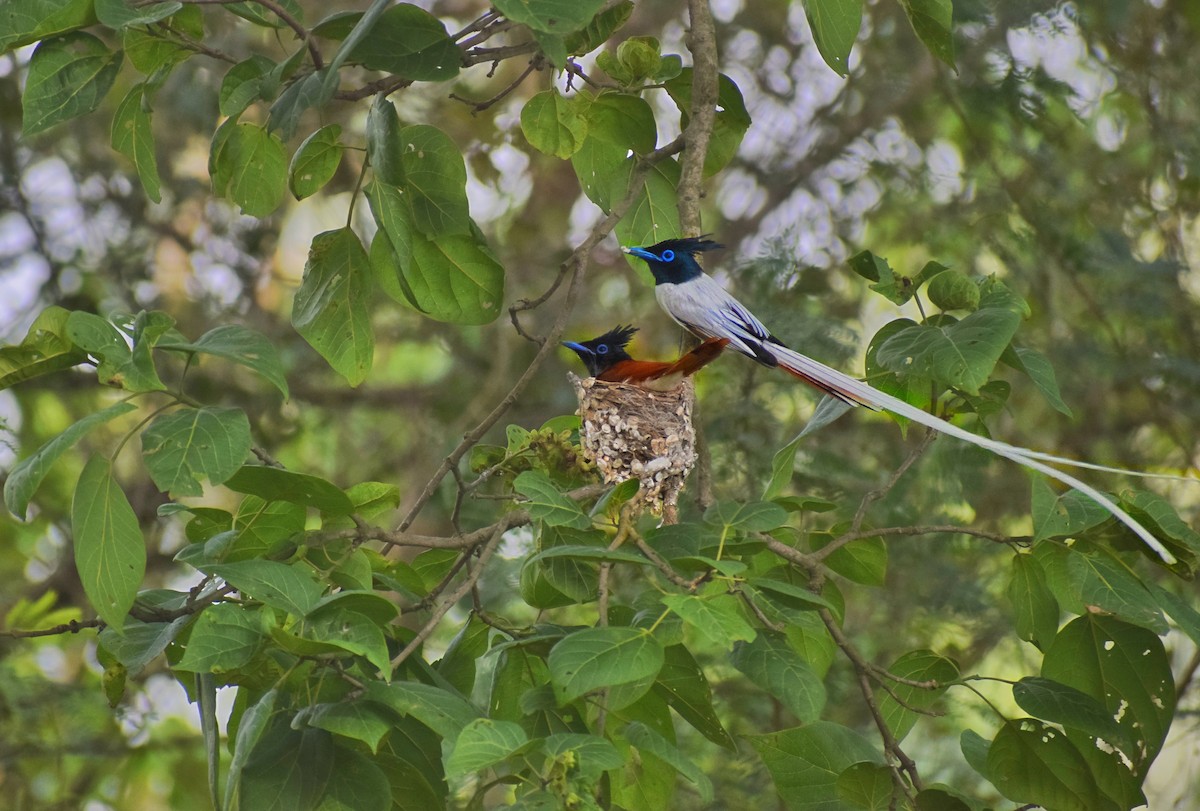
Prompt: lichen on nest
<box><xmin>569</xmin><ymin>373</ymin><xmax>696</xmax><ymax>522</ymax></box>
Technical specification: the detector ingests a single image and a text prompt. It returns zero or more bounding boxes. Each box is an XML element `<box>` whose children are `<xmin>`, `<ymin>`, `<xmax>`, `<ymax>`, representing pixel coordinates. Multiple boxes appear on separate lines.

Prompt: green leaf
<box><xmin>1002</xmin><ymin>346</ymin><xmax>1073</xmax><ymax>416</ymax></box>
<box><xmin>219</xmin><ymin>55</ymin><xmax>276</xmax><ymax>117</ymax></box>
<box><xmin>875</xmin><ymin>308</ymin><xmax>1022</xmax><ymax>395</ymax></box>
<box><xmin>877</xmin><ymin>650</ymin><xmax>958</xmax><ymax>742</ymax></box>
<box><xmin>224</xmin><ymin>688</ymin><xmax>278</xmax><ymax>811</ymax></box>
<box><xmin>158</xmin><ymin>324</ymin><xmax>290</xmax><ymax>398</ymax></box>
<box><xmin>563</xmin><ymin>1</ymin><xmax>633</xmax><ymax>54</ymax></box>
<box><xmin>521</xmin><ymin>90</ymin><xmax>588</xmax><ymax>159</ymax></box>
<box><xmin>267</xmin><ymin>68</ymin><xmax>338</xmax><ymax>141</ymax></box>
<box><xmin>704</xmin><ymin>500</ymin><xmax>789</xmax><ymax>532</ymax></box>
<box><xmin>175</xmin><ymin>603</ymin><xmax>262</xmax><ymax>672</ymax></box>
<box><xmin>748</xmin><ymin>721</ymin><xmax>883</xmax><ymax>811</ymax></box>
<box><xmin>110</xmin><ymin>83</ymin><xmax>162</xmax><ymax>203</ymax></box>
<box><xmin>548</xmin><ymin>627</ymin><xmax>664</xmax><ymax>703</ymax></box>
<box><xmin>301</xmin><ymin>609</ymin><xmax>391</xmax><ymax>676</ymax></box>
<box><xmin>0</xmin><ymin>0</ymin><xmax>94</xmax><ymax>54</ymax></box>
<box><xmin>211</xmin><ymin>122</ymin><xmax>288</xmax><ymax>217</ymax></box>
<box><xmin>848</xmin><ymin>250</ymin><xmax>912</xmax><ymax>305</ymax></box>
<box><xmin>664</xmin><ymin>69</ymin><xmax>752</xmax><ymax>176</ymax></box>
<box><xmin>1030</xmin><ymin>477</ymin><xmax>1110</xmax><ymax>542</ymax></box>
<box><xmin>926</xmin><ymin>270</ymin><xmax>979</xmax><ymax>311</ymax></box>
<box><xmin>1043</xmin><ymin>615</ymin><xmax>1174</xmax><ymax>770</ymax></box>
<box><xmin>94</xmin><ymin>0</ymin><xmax>180</xmax><ymax>29</ymax></box>
<box><xmin>288</xmin><ymin>124</ymin><xmax>343</xmax><ymax>200</ymax></box>
<box><xmin>822</xmin><ymin>535</ymin><xmax>887</xmax><ymax>586</ymax></box>
<box><xmin>750</xmin><ymin>577</ymin><xmax>840</xmax><ymax>615</ymax></box>
<box><xmin>365</xmin><ymin>94</ymin><xmax>404</xmax><ymax>185</ymax></box>
<box><xmin>1149</xmin><ymin>582</ymin><xmax>1200</xmax><ymax>647</ymax></box>
<box><xmin>301</xmin><ymin>701</ymin><xmax>394</xmax><ymax>754</ymax></box>
<box><xmin>200</xmin><ymin>560</ymin><xmax>324</xmax><ymax>616</ymax></box>
<box><xmin>730</xmin><ymin>632</ymin><xmax>827</xmax><ymax>722</ymax></box>
<box><xmin>899</xmin><ymin>0</ymin><xmax>955</xmax><ymax>70</ymax></box>
<box><xmin>66</xmin><ymin>311</ymin><xmax>166</xmax><ymax>392</ymax></box>
<box><xmin>98</xmin><ymin>615</ymin><xmax>189</xmax><ymax>672</ymax></box>
<box><xmin>445</xmin><ymin>718</ymin><xmax>529</xmax><ymax>780</ymax></box>
<box><xmin>543</xmin><ymin>733</ymin><xmax>624</xmax><ymax>779</ymax></box>
<box><xmin>661</xmin><ymin>593</ymin><xmax>756</xmax><ymax>650</ymax></box>
<box><xmin>513</xmin><ymin>471</ymin><xmax>592</xmax><ymax>529</ymax></box>
<box><xmin>0</xmin><ymin>306</ymin><xmax>88</xmax><ymax>390</ymax></box>
<box><xmin>652</xmin><ymin>644</ymin><xmax>735</xmax><ymax>750</ymax></box>
<box><xmin>122</xmin><ymin>12</ymin><xmax>195</xmax><ymax>74</ymax></box>
<box><xmin>913</xmin><ymin>787</ymin><xmax>976</xmax><ymax>811</ymax></box>
<box><xmin>292</xmin><ymin>228</ymin><xmax>374</xmax><ymax>385</ymax></box>
<box><xmin>1124</xmin><ymin>489</ymin><xmax>1200</xmax><ymax>555</ymax></box>
<box><xmin>313</xmin><ymin>745</ymin><xmax>391</xmax><ymax>811</ymax></box>
<box><xmin>338</xmin><ymin>3</ymin><xmax>460</xmax><ymax>81</ymax></box>
<box><xmin>959</xmin><ymin>729</ymin><xmax>990</xmax><ymax>779</ymax></box>
<box><xmin>624</xmin><ymin>722</ymin><xmax>713</xmax><ymax>804</ymax></box>
<box><xmin>140</xmin><ymin>406</ymin><xmax>251</xmax><ymax>497</ymax></box>
<box><xmin>366</xmin><ymin>181</ymin><xmax>505</xmax><ymax>324</ymax></box>
<box><xmin>398</xmin><ymin>124</ymin><xmax>472</xmax><ymax>237</ymax></box>
<box><xmin>5</xmin><ymin>402</ymin><xmax>136</xmax><ymax>520</ymax></box>
<box><xmin>239</xmin><ymin>723</ymin><xmax>333</xmax><ymax>811</ymax></box>
<box><xmin>986</xmin><ymin>719</ymin><xmax>1102</xmax><ymax>811</ymax></box>
<box><xmin>225</xmin><ymin>0</ymin><xmax>303</xmax><ymax>28</ymax></box>
<box><xmin>802</xmin><ymin>0</ymin><xmax>862</xmax><ymax>76</ymax></box>
<box><xmin>223</xmin><ymin>465</ymin><xmax>354</xmax><ymax>514</ymax></box>
<box><xmin>1007</xmin><ymin>554</ymin><xmax>1059</xmax><ymax>648</ymax></box>
<box><xmin>22</xmin><ymin>32</ymin><xmax>122</xmax><ymax>135</ymax></box>
<box><xmin>493</xmin><ymin>0</ymin><xmax>607</xmax><ymax>34</ymax></box>
<box><xmin>835</xmin><ymin>761</ymin><xmax>895</xmax><ymax>811</ymax></box>
<box><xmin>308</xmin><ymin>591</ymin><xmax>398</xmax><ymax>627</ymax></box>
<box><xmin>365</xmin><ymin>681</ymin><xmax>480</xmax><ymax>740</ymax></box>
<box><xmin>533</xmin><ymin>544</ymin><xmax>648</xmax><ymax>566</ymax></box>
<box><xmin>1065</xmin><ymin>547</ymin><xmax>1166</xmax><ymax>634</ymax></box>
<box><xmin>72</xmin><ymin>456</ymin><xmax>145</xmax><ymax>632</ymax></box>
<box><xmin>1012</xmin><ymin>676</ymin><xmax>1130</xmax><ymax>752</ymax></box>
<box><xmin>571</xmin><ymin>93</ymin><xmax>657</xmax><ymax>210</ymax></box>
<box><xmin>615</xmin><ymin>158</ymin><xmax>681</xmax><ymax>269</ymax></box>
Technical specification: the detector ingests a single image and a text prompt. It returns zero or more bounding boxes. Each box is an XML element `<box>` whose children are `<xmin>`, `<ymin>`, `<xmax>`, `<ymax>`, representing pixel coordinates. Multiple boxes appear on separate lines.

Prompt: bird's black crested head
<box><xmin>561</xmin><ymin>325</ymin><xmax>637</xmax><ymax>377</ymax></box>
<box><xmin>622</xmin><ymin>236</ymin><xmax>724</xmax><ymax>285</ymax></box>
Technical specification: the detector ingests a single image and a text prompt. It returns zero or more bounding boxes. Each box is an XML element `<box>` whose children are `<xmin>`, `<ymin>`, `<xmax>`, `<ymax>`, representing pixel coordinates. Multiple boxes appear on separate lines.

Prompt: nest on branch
<box><xmin>569</xmin><ymin>373</ymin><xmax>696</xmax><ymax>521</ymax></box>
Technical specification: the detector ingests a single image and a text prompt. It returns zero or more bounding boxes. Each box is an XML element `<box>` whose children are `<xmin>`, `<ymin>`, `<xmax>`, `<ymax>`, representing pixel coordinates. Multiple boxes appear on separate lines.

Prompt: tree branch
<box><xmin>678</xmin><ymin>0</ymin><xmax>719</xmax><ymax>236</ymax></box>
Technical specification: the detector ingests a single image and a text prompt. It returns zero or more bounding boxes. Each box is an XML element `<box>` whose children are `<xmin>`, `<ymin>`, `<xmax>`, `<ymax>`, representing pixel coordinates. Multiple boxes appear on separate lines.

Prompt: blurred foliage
<box><xmin>1</xmin><ymin>0</ymin><xmax>1199</xmax><ymax>809</ymax></box>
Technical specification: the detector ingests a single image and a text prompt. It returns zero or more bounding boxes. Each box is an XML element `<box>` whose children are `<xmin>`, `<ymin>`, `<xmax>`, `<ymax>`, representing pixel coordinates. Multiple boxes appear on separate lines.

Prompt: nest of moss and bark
<box><xmin>569</xmin><ymin>373</ymin><xmax>696</xmax><ymax>522</ymax></box>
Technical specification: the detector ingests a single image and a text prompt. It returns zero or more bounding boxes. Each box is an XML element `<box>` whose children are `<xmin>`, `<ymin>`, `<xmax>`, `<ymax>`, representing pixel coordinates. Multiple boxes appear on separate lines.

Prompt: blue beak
<box><xmin>622</xmin><ymin>246</ymin><xmax>658</xmax><ymax>261</ymax></box>
<box><xmin>561</xmin><ymin>341</ymin><xmax>591</xmax><ymax>355</ymax></box>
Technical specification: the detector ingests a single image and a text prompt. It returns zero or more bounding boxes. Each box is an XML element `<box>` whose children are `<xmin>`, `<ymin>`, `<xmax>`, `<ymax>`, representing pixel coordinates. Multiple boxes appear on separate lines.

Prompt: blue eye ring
<box><xmin>596</xmin><ymin>344</ymin><xmax>609</xmax><ymax>354</ymax></box>
<box><xmin>660</xmin><ymin>249</ymin><xmax>675</xmax><ymax>262</ymax></box>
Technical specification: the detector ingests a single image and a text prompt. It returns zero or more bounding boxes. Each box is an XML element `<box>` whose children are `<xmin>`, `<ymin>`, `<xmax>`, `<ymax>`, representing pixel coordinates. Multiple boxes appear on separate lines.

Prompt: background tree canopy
<box><xmin>2</xmin><ymin>0</ymin><xmax>1199</xmax><ymax>809</ymax></box>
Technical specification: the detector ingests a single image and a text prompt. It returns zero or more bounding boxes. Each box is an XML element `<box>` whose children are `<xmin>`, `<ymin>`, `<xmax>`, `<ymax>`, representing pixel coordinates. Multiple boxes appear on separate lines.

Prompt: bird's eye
<box><xmin>660</xmin><ymin>249</ymin><xmax>675</xmax><ymax>262</ymax></box>
<box><xmin>596</xmin><ymin>344</ymin><xmax>608</xmax><ymax>354</ymax></box>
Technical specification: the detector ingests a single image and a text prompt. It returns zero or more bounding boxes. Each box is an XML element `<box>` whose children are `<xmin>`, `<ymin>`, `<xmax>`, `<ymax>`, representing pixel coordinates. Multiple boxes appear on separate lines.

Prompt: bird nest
<box><xmin>569</xmin><ymin>373</ymin><xmax>696</xmax><ymax>522</ymax></box>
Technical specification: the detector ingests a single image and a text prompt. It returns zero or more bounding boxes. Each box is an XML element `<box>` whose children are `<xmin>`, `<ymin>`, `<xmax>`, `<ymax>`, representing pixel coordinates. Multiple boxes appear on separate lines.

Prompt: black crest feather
<box><xmin>647</xmin><ymin>236</ymin><xmax>725</xmax><ymax>256</ymax></box>
<box><xmin>589</xmin><ymin>324</ymin><xmax>638</xmax><ymax>350</ymax></box>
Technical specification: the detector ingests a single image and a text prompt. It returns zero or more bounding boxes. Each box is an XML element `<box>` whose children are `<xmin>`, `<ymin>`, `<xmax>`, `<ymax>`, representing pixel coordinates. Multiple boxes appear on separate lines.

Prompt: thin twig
<box><xmin>738</xmin><ymin>590</ymin><xmax>785</xmax><ymax>633</ymax></box>
<box><xmin>633</xmin><ymin>536</ymin><xmax>694</xmax><ymax>589</ymax></box>
<box><xmin>849</xmin><ymin>428</ymin><xmax>937</xmax><ymax>536</ymax></box>
<box><xmin>819</xmin><ymin>607</ymin><xmax>923</xmax><ymax>798</ymax></box>
<box><xmin>389</xmin><ymin>522</ymin><xmax>508</xmax><ymax>669</ymax></box>
<box><xmin>450</xmin><ymin>60</ymin><xmax>538</xmax><ymax>114</ymax></box>
<box><xmin>0</xmin><ymin>618</ymin><xmax>105</xmax><ymax>639</ymax></box>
